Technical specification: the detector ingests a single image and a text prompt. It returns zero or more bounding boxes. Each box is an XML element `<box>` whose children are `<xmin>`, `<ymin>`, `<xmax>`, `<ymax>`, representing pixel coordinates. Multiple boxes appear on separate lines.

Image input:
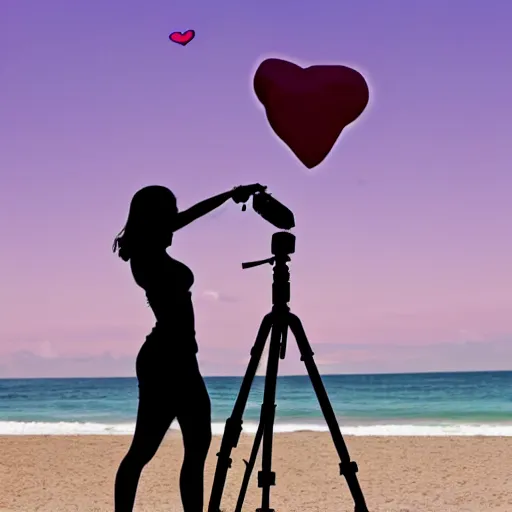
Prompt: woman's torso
<box><xmin>130</xmin><ymin>251</ymin><xmax>198</xmax><ymax>356</ymax></box>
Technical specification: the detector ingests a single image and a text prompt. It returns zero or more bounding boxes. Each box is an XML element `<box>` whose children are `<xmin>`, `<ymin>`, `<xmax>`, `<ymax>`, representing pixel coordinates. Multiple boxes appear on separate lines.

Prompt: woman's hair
<box><xmin>112</xmin><ymin>185</ymin><xmax>177</xmax><ymax>262</ymax></box>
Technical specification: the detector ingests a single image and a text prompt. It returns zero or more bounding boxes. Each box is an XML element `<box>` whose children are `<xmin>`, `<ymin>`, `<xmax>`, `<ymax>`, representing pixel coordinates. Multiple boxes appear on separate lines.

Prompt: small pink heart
<box><xmin>169</xmin><ymin>30</ymin><xmax>195</xmax><ymax>46</ymax></box>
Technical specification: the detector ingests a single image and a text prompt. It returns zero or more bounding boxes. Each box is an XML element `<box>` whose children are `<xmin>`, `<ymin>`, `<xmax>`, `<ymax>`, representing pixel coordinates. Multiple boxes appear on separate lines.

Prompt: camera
<box><xmin>271</xmin><ymin>231</ymin><xmax>295</xmax><ymax>256</ymax></box>
<box><xmin>252</xmin><ymin>191</ymin><xmax>295</xmax><ymax>230</ymax></box>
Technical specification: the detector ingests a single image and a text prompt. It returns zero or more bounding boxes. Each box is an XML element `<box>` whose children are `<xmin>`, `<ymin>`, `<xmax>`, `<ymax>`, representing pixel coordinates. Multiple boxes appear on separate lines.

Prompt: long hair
<box><xmin>113</xmin><ymin>186</ymin><xmax>177</xmax><ymax>262</ymax></box>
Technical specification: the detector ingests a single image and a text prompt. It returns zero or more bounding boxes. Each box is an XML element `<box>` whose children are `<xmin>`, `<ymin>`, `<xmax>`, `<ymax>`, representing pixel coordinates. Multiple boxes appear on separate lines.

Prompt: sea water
<box><xmin>1</xmin><ymin>371</ymin><xmax>511</xmax><ymax>436</ymax></box>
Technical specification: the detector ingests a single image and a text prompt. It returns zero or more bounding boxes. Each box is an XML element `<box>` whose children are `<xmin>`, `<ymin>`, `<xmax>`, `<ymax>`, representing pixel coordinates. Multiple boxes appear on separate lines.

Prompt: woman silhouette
<box><xmin>113</xmin><ymin>183</ymin><xmax>266</xmax><ymax>512</ymax></box>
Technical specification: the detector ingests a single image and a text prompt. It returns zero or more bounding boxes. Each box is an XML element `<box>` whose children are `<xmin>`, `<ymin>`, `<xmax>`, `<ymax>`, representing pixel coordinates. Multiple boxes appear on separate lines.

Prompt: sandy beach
<box><xmin>0</xmin><ymin>433</ymin><xmax>511</xmax><ymax>511</ymax></box>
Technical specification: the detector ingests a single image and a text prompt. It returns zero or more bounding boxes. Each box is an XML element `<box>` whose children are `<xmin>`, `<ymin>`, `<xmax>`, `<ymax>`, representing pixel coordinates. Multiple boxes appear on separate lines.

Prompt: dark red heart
<box><xmin>254</xmin><ymin>58</ymin><xmax>370</xmax><ymax>169</ymax></box>
<box><xmin>169</xmin><ymin>30</ymin><xmax>195</xmax><ymax>46</ymax></box>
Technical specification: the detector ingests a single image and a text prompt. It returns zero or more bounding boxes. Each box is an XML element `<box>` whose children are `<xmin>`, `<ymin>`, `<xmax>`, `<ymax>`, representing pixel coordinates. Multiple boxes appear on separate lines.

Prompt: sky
<box><xmin>1</xmin><ymin>0</ymin><xmax>511</xmax><ymax>378</ymax></box>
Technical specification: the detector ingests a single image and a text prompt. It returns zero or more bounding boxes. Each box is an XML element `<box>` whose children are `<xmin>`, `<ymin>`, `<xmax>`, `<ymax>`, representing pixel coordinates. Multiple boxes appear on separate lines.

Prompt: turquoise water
<box><xmin>1</xmin><ymin>371</ymin><xmax>511</xmax><ymax>435</ymax></box>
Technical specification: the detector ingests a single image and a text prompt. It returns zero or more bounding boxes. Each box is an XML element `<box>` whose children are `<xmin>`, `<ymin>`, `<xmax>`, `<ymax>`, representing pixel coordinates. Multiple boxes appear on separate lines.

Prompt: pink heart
<box><xmin>169</xmin><ymin>30</ymin><xmax>195</xmax><ymax>46</ymax></box>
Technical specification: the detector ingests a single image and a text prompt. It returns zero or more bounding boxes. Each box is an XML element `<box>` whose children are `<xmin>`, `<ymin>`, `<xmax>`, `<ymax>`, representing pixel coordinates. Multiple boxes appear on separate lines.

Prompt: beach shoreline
<box><xmin>1</xmin><ymin>433</ymin><xmax>511</xmax><ymax>511</ymax></box>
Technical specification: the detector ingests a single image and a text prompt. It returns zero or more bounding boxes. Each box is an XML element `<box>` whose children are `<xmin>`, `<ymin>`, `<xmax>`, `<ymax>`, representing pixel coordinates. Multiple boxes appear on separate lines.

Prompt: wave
<box><xmin>1</xmin><ymin>421</ymin><xmax>512</xmax><ymax>436</ymax></box>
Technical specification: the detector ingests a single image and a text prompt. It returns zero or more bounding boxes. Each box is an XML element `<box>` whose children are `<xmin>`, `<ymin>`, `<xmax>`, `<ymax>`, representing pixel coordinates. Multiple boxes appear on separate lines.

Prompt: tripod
<box><xmin>208</xmin><ymin>232</ymin><xmax>369</xmax><ymax>512</ymax></box>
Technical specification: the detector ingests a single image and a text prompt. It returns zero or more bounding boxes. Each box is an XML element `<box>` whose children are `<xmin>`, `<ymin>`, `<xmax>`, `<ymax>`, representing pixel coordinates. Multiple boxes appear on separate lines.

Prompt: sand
<box><xmin>0</xmin><ymin>433</ymin><xmax>511</xmax><ymax>511</ymax></box>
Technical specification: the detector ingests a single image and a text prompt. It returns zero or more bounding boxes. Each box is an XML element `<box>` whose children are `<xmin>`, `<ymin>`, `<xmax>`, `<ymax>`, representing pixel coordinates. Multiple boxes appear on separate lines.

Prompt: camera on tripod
<box><xmin>239</xmin><ymin>190</ymin><xmax>296</xmax><ymax>270</ymax></box>
<box><xmin>271</xmin><ymin>231</ymin><xmax>295</xmax><ymax>257</ymax></box>
<box><xmin>240</xmin><ymin>190</ymin><xmax>296</xmax><ymax>258</ymax></box>
<box><xmin>252</xmin><ymin>191</ymin><xmax>295</xmax><ymax>231</ymax></box>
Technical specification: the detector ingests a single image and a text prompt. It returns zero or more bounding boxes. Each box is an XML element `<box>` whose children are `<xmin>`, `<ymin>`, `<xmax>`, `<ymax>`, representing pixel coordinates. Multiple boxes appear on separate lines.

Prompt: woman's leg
<box><xmin>115</xmin><ymin>388</ymin><xmax>176</xmax><ymax>512</ymax></box>
<box><xmin>177</xmin><ymin>371</ymin><xmax>213</xmax><ymax>512</ymax></box>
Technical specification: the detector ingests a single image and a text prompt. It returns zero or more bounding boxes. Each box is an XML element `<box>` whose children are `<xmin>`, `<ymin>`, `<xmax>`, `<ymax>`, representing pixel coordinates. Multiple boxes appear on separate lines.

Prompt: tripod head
<box><xmin>241</xmin><ymin>232</ymin><xmax>295</xmax><ymax>269</ymax></box>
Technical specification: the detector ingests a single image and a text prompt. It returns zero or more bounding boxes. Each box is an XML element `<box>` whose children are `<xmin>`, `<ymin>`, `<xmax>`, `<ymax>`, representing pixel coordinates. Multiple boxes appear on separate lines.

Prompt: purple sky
<box><xmin>2</xmin><ymin>0</ymin><xmax>511</xmax><ymax>378</ymax></box>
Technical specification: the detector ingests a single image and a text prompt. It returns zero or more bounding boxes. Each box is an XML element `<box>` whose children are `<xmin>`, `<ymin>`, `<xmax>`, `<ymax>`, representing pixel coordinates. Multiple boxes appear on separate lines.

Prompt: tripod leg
<box><xmin>234</xmin><ymin>404</ymin><xmax>269</xmax><ymax>512</ymax></box>
<box><xmin>256</xmin><ymin>318</ymin><xmax>285</xmax><ymax>512</ymax></box>
<box><xmin>208</xmin><ymin>313</ymin><xmax>273</xmax><ymax>512</ymax></box>
<box><xmin>288</xmin><ymin>313</ymin><xmax>370</xmax><ymax>512</ymax></box>
<box><xmin>237</xmin><ymin>315</ymin><xmax>289</xmax><ymax>511</ymax></box>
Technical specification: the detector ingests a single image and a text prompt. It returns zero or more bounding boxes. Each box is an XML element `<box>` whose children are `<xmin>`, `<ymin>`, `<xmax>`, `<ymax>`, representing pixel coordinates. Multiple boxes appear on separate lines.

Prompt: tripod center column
<box><xmin>272</xmin><ymin>259</ymin><xmax>290</xmax><ymax>307</ymax></box>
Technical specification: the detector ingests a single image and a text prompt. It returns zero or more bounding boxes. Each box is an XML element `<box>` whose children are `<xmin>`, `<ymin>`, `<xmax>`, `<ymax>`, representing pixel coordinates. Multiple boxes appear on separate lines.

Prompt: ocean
<box><xmin>1</xmin><ymin>371</ymin><xmax>511</xmax><ymax>436</ymax></box>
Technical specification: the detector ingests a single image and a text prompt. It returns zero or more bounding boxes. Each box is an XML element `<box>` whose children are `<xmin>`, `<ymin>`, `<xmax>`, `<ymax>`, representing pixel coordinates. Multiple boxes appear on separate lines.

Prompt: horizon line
<box><xmin>1</xmin><ymin>369</ymin><xmax>511</xmax><ymax>381</ymax></box>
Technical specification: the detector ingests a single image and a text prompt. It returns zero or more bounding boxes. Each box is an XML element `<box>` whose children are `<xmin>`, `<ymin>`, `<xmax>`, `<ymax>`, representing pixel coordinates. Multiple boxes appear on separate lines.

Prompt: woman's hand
<box><xmin>173</xmin><ymin>185</ymin><xmax>267</xmax><ymax>232</ymax></box>
<box><xmin>232</xmin><ymin>184</ymin><xmax>267</xmax><ymax>204</ymax></box>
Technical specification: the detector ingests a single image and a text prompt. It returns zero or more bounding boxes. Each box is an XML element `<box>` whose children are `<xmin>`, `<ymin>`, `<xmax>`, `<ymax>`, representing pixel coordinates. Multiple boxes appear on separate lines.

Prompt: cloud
<box><xmin>1</xmin><ymin>337</ymin><xmax>511</xmax><ymax>378</ymax></box>
<box><xmin>0</xmin><ymin>351</ymin><xmax>136</xmax><ymax>379</ymax></box>
<box><xmin>308</xmin><ymin>338</ymin><xmax>512</xmax><ymax>374</ymax></box>
<box><xmin>37</xmin><ymin>341</ymin><xmax>57</xmax><ymax>359</ymax></box>
<box><xmin>201</xmin><ymin>289</ymin><xmax>238</xmax><ymax>303</ymax></box>
<box><xmin>2</xmin><ymin>324</ymin><xmax>147</xmax><ymax>347</ymax></box>
<box><xmin>202</xmin><ymin>290</ymin><xmax>220</xmax><ymax>301</ymax></box>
